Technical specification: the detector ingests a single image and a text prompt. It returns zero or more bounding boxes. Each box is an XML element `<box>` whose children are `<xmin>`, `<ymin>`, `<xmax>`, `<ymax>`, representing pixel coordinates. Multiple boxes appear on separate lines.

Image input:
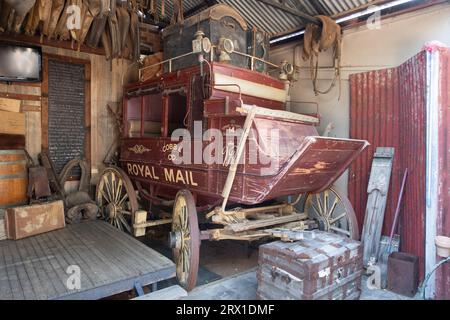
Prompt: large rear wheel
<box><xmin>169</xmin><ymin>190</ymin><xmax>200</xmax><ymax>291</ymax></box>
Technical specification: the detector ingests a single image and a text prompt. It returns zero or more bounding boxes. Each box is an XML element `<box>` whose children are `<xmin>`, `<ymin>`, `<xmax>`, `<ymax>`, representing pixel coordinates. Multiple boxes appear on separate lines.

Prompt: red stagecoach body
<box><xmin>120</xmin><ymin>62</ymin><xmax>368</xmax><ymax>209</ymax></box>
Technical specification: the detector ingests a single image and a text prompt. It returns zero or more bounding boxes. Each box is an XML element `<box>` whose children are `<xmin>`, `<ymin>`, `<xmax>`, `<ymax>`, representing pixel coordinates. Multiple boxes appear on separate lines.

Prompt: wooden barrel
<box><xmin>0</xmin><ymin>150</ymin><xmax>28</xmax><ymax>208</ymax></box>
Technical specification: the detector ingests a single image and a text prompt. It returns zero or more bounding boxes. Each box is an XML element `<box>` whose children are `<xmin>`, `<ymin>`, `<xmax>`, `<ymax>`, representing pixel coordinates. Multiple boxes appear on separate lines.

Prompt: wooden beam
<box><xmin>0</xmin><ymin>92</ymin><xmax>41</xmax><ymax>101</ymax></box>
<box><xmin>0</xmin><ymin>33</ymin><xmax>105</xmax><ymax>56</ymax></box>
<box><xmin>226</xmin><ymin>214</ymin><xmax>307</xmax><ymax>233</ymax></box>
<box><xmin>255</xmin><ymin>0</ymin><xmax>320</xmax><ymax>25</ymax></box>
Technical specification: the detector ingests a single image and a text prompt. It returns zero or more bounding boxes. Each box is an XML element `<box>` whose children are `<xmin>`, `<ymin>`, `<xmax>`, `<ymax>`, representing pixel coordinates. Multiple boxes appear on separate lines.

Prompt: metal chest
<box><xmin>257</xmin><ymin>231</ymin><xmax>363</xmax><ymax>300</ymax></box>
<box><xmin>162</xmin><ymin>4</ymin><xmax>248</xmax><ymax>72</ymax></box>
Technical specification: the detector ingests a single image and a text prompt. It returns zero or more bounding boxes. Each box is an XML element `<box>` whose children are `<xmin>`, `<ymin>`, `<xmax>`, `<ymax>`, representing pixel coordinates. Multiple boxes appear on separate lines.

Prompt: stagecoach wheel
<box><xmin>96</xmin><ymin>167</ymin><xmax>139</xmax><ymax>234</ymax></box>
<box><xmin>305</xmin><ymin>187</ymin><xmax>359</xmax><ymax>240</ymax></box>
<box><xmin>169</xmin><ymin>190</ymin><xmax>200</xmax><ymax>292</ymax></box>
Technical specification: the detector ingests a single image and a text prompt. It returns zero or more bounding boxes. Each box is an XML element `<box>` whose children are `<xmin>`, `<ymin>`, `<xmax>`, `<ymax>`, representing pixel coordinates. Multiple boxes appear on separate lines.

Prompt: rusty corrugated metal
<box><xmin>436</xmin><ymin>48</ymin><xmax>450</xmax><ymax>300</ymax></box>
<box><xmin>349</xmin><ymin>51</ymin><xmax>427</xmax><ymax>279</ymax></box>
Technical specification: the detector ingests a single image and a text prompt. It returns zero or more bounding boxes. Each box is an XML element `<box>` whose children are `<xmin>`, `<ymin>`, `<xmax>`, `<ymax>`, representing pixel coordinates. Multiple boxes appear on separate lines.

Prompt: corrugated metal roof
<box><xmin>151</xmin><ymin>0</ymin><xmax>378</xmax><ymax>36</ymax></box>
<box><xmin>211</xmin><ymin>0</ymin><xmax>375</xmax><ymax>36</ymax></box>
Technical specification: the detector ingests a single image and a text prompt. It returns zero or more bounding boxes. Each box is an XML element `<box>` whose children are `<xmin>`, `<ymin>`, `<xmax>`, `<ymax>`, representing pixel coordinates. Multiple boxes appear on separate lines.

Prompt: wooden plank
<box><xmin>17</xmin><ymin>235</ymin><xmax>56</xmax><ymax>299</ymax></box>
<box><xmin>63</xmin><ymin>224</ymin><xmax>132</xmax><ymax>283</ymax></box>
<box><xmin>10</xmin><ymin>240</ymin><xmax>37</xmax><ymax>299</ymax></box>
<box><xmin>45</xmin><ymin>229</ymin><xmax>96</xmax><ymax>291</ymax></box>
<box><xmin>84</xmin><ymin>62</ymin><xmax>92</xmax><ymax>175</ymax></box>
<box><xmin>0</xmin><ymin>110</ymin><xmax>25</xmax><ymax>135</ymax></box>
<box><xmin>0</xmin><ymin>210</ymin><xmax>6</xmax><ymax>240</ymax></box>
<box><xmin>28</xmin><ymin>236</ymin><xmax>65</xmax><ymax>297</ymax></box>
<box><xmin>0</xmin><ymin>97</ymin><xmax>21</xmax><ymax>113</ymax></box>
<box><xmin>21</xmin><ymin>105</ymin><xmax>41</xmax><ymax>112</ymax></box>
<box><xmin>41</xmin><ymin>55</ymin><xmax>49</xmax><ymax>151</ymax></box>
<box><xmin>0</xmin><ymin>81</ymin><xmax>41</xmax><ymax>88</ymax></box>
<box><xmin>87</xmin><ymin>222</ymin><xmax>172</xmax><ymax>272</ymax></box>
<box><xmin>227</xmin><ymin>214</ymin><xmax>308</xmax><ymax>233</ymax></box>
<box><xmin>362</xmin><ymin>147</ymin><xmax>395</xmax><ymax>267</ymax></box>
<box><xmin>0</xmin><ymin>237</ymin><xmax>13</xmax><ymax>299</ymax></box>
<box><xmin>33</xmin><ymin>232</ymin><xmax>72</xmax><ymax>297</ymax></box>
<box><xmin>0</xmin><ymin>92</ymin><xmax>41</xmax><ymax>102</ymax></box>
<box><xmin>1</xmin><ymin>243</ymin><xmax>24</xmax><ymax>299</ymax></box>
<box><xmin>0</xmin><ymin>221</ymin><xmax>175</xmax><ymax>300</ymax></box>
<box><xmin>0</xmin><ymin>33</ymin><xmax>105</xmax><ymax>56</ymax></box>
<box><xmin>76</xmin><ymin>222</ymin><xmax>151</xmax><ymax>275</ymax></box>
<box><xmin>133</xmin><ymin>285</ymin><xmax>188</xmax><ymax>300</ymax></box>
<box><xmin>25</xmin><ymin>112</ymin><xmax>41</xmax><ymax>162</ymax></box>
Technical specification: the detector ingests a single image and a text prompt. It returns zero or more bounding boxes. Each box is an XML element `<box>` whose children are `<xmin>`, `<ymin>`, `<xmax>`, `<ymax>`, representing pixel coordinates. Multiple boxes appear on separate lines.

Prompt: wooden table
<box><xmin>0</xmin><ymin>221</ymin><xmax>175</xmax><ymax>300</ymax></box>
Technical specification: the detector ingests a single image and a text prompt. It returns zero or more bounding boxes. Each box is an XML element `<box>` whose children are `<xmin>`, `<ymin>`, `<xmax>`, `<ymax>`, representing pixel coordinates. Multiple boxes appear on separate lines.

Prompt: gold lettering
<box><xmin>152</xmin><ymin>167</ymin><xmax>160</xmax><ymax>180</ymax></box>
<box><xmin>176</xmin><ymin>170</ymin><xmax>186</xmax><ymax>184</ymax></box>
<box><xmin>132</xmin><ymin>164</ymin><xmax>139</xmax><ymax>176</ymax></box>
<box><xmin>189</xmin><ymin>171</ymin><xmax>198</xmax><ymax>187</ymax></box>
<box><xmin>127</xmin><ymin>163</ymin><xmax>133</xmax><ymax>175</ymax></box>
<box><xmin>164</xmin><ymin>168</ymin><xmax>175</xmax><ymax>182</ymax></box>
<box><xmin>138</xmin><ymin>165</ymin><xmax>145</xmax><ymax>177</ymax></box>
<box><xmin>145</xmin><ymin>166</ymin><xmax>152</xmax><ymax>178</ymax></box>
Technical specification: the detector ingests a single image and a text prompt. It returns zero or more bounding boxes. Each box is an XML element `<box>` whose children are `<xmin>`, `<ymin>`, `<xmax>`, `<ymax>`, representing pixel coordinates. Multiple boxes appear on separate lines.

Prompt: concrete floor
<box><xmin>185</xmin><ymin>271</ymin><xmax>421</xmax><ymax>301</ymax></box>
<box><xmin>142</xmin><ymin>235</ymin><xmax>421</xmax><ymax>300</ymax></box>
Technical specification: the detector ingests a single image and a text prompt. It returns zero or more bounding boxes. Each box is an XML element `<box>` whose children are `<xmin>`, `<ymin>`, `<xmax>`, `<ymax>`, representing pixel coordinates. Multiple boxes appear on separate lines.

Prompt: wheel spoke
<box><xmin>118</xmin><ymin>214</ymin><xmax>132</xmax><ymax>233</ymax></box>
<box><xmin>118</xmin><ymin>193</ymin><xmax>129</xmax><ymax>207</ymax></box>
<box><xmin>324</xmin><ymin>191</ymin><xmax>329</xmax><ymax>217</ymax></box>
<box><xmin>116</xmin><ymin>179</ymin><xmax>123</xmax><ymax>204</ymax></box>
<box><xmin>111</xmin><ymin>173</ymin><xmax>117</xmax><ymax>204</ymax></box>
<box><xmin>330</xmin><ymin>226</ymin><xmax>351</xmax><ymax>236</ymax></box>
<box><xmin>311</xmin><ymin>203</ymin><xmax>322</xmax><ymax>218</ymax></box>
<box><xmin>330</xmin><ymin>212</ymin><xmax>347</xmax><ymax>225</ymax></box>
<box><xmin>103</xmin><ymin>175</ymin><xmax>114</xmax><ymax>205</ymax></box>
<box><xmin>316</xmin><ymin>194</ymin><xmax>324</xmax><ymax>216</ymax></box>
<box><xmin>328</xmin><ymin>196</ymin><xmax>339</xmax><ymax>218</ymax></box>
<box><xmin>99</xmin><ymin>189</ymin><xmax>110</xmax><ymax>204</ymax></box>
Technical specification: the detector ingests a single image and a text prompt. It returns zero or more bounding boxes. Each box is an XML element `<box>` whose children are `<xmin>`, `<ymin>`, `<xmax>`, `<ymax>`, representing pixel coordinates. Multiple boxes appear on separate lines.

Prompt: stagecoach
<box><xmin>96</xmin><ymin>5</ymin><xmax>369</xmax><ymax>291</ymax></box>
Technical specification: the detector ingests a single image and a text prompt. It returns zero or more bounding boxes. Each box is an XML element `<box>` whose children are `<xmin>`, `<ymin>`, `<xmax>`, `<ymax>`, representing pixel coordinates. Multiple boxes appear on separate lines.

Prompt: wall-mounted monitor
<box><xmin>0</xmin><ymin>43</ymin><xmax>42</xmax><ymax>83</ymax></box>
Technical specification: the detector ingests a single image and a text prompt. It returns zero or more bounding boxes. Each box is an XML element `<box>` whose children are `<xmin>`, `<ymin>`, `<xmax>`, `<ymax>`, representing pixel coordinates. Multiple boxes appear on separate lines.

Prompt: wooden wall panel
<box><xmin>0</xmin><ymin>43</ymin><xmax>136</xmax><ymax>183</ymax></box>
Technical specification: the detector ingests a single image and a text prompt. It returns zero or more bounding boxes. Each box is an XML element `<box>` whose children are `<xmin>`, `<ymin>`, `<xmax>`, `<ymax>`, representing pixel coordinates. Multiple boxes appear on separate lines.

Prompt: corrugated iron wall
<box><xmin>436</xmin><ymin>48</ymin><xmax>450</xmax><ymax>300</ymax></box>
<box><xmin>349</xmin><ymin>52</ymin><xmax>427</xmax><ymax>278</ymax></box>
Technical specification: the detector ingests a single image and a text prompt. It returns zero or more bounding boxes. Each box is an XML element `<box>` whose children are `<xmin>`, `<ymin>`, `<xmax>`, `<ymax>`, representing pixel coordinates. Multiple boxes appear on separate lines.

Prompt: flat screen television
<box><xmin>0</xmin><ymin>44</ymin><xmax>42</xmax><ymax>82</ymax></box>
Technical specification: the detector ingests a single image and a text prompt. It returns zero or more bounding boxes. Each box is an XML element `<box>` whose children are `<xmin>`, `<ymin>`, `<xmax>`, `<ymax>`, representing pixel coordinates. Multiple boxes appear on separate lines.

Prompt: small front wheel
<box><xmin>96</xmin><ymin>166</ymin><xmax>139</xmax><ymax>234</ymax></box>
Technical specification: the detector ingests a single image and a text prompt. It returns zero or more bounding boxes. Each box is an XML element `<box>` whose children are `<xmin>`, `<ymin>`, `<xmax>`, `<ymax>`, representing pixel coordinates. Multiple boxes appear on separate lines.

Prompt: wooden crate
<box><xmin>5</xmin><ymin>200</ymin><xmax>65</xmax><ymax>240</ymax></box>
<box><xmin>257</xmin><ymin>231</ymin><xmax>363</xmax><ymax>300</ymax></box>
<box><xmin>0</xmin><ymin>97</ymin><xmax>21</xmax><ymax>113</ymax></box>
<box><xmin>0</xmin><ymin>110</ymin><xmax>25</xmax><ymax>135</ymax></box>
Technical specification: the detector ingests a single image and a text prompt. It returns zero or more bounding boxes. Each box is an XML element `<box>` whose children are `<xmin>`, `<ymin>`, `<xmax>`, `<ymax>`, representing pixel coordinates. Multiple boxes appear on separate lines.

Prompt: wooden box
<box><xmin>257</xmin><ymin>231</ymin><xmax>363</xmax><ymax>300</ymax></box>
<box><xmin>0</xmin><ymin>97</ymin><xmax>21</xmax><ymax>113</ymax></box>
<box><xmin>5</xmin><ymin>201</ymin><xmax>65</xmax><ymax>240</ymax></box>
<box><xmin>0</xmin><ymin>110</ymin><xmax>25</xmax><ymax>135</ymax></box>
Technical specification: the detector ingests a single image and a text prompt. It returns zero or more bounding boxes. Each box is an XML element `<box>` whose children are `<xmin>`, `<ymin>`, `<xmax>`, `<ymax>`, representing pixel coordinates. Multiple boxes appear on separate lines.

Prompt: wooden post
<box><xmin>362</xmin><ymin>147</ymin><xmax>395</xmax><ymax>267</ymax></box>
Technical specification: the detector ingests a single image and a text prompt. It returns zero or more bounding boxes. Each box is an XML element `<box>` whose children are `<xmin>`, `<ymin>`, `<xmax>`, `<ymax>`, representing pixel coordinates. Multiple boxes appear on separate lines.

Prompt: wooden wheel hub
<box><xmin>106</xmin><ymin>203</ymin><xmax>120</xmax><ymax>220</ymax></box>
<box><xmin>169</xmin><ymin>230</ymin><xmax>183</xmax><ymax>250</ymax></box>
